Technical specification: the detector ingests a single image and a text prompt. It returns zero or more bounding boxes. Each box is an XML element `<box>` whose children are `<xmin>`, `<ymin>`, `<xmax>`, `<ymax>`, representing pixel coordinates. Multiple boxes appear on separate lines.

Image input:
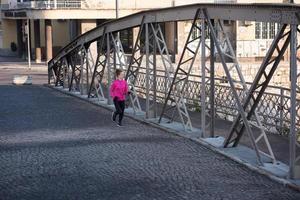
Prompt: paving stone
<box><xmin>0</xmin><ymin>85</ymin><xmax>300</xmax><ymax>200</ymax></box>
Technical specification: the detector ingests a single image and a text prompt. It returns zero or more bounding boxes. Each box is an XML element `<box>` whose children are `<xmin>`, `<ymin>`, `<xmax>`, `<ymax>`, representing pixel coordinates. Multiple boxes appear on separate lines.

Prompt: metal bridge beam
<box><xmin>88</xmin><ymin>31</ymin><xmax>107</xmax><ymax>101</ymax></box>
<box><xmin>106</xmin><ymin>33</ymin><xmax>114</xmax><ymax>105</ymax></box>
<box><xmin>145</xmin><ymin>23</ymin><xmax>157</xmax><ymax>119</ymax></box>
<box><xmin>223</xmin><ymin>24</ymin><xmax>290</xmax><ymax>152</ymax></box>
<box><xmin>125</xmin><ymin>18</ymin><xmax>145</xmax><ymax>114</ymax></box>
<box><xmin>69</xmin><ymin>50</ymin><xmax>82</xmax><ymax>92</ymax></box>
<box><xmin>48</xmin><ymin>4</ymin><xmax>300</xmax><ymax>67</ymax></box>
<box><xmin>200</xmin><ymin>19</ymin><xmax>206</xmax><ymax>137</ymax></box>
<box><xmin>159</xmin><ymin>9</ymin><xmax>203</xmax><ymax>131</ymax></box>
<box><xmin>204</xmin><ymin>18</ymin><xmax>277</xmax><ymax>163</ymax></box>
<box><xmin>209</xmin><ymin>19</ymin><xmax>215</xmax><ymax>138</ymax></box>
<box><xmin>289</xmin><ymin>24</ymin><xmax>300</xmax><ymax>179</ymax></box>
<box><xmin>204</xmin><ymin>8</ymin><xmax>263</xmax><ymax>165</ymax></box>
<box><xmin>78</xmin><ymin>45</ymin><xmax>92</xmax><ymax>95</ymax></box>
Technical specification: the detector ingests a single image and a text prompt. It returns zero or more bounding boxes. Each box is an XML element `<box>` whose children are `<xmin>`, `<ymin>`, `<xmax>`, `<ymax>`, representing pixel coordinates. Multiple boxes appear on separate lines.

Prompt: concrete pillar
<box><xmin>165</xmin><ymin>22</ymin><xmax>177</xmax><ymax>63</ymax></box>
<box><xmin>81</xmin><ymin>19</ymin><xmax>97</xmax><ymax>60</ymax></box>
<box><xmin>45</xmin><ymin>19</ymin><xmax>53</xmax><ymax>62</ymax></box>
<box><xmin>69</xmin><ymin>19</ymin><xmax>79</xmax><ymax>41</ymax></box>
<box><xmin>16</xmin><ymin>19</ymin><xmax>25</xmax><ymax>58</ymax></box>
<box><xmin>26</xmin><ymin>19</ymin><xmax>33</xmax><ymax>63</ymax></box>
<box><xmin>34</xmin><ymin>20</ymin><xmax>41</xmax><ymax>63</ymax></box>
<box><xmin>132</xmin><ymin>27</ymin><xmax>139</xmax><ymax>51</ymax></box>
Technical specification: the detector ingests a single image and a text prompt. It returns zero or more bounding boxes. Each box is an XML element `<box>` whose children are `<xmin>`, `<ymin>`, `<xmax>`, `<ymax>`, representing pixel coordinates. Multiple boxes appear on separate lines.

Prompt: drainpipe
<box><xmin>116</xmin><ymin>0</ymin><xmax>119</xmax><ymax>19</ymax></box>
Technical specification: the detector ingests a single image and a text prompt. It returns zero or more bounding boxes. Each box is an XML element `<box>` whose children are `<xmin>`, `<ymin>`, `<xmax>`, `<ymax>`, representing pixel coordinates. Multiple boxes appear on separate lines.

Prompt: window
<box><xmin>223</xmin><ymin>20</ymin><xmax>231</xmax><ymax>26</ymax></box>
<box><xmin>255</xmin><ymin>22</ymin><xmax>279</xmax><ymax>39</ymax></box>
<box><xmin>120</xmin><ymin>29</ymin><xmax>133</xmax><ymax>54</ymax></box>
<box><xmin>262</xmin><ymin>22</ymin><xmax>268</xmax><ymax>39</ymax></box>
<box><xmin>192</xmin><ymin>24</ymin><xmax>198</xmax><ymax>40</ymax></box>
<box><xmin>191</xmin><ymin>22</ymin><xmax>210</xmax><ymax>40</ymax></box>
<box><xmin>96</xmin><ymin>24</ymin><xmax>133</xmax><ymax>54</ymax></box>
<box><xmin>239</xmin><ymin>21</ymin><xmax>252</xmax><ymax>27</ymax></box>
<box><xmin>269</xmin><ymin>23</ymin><xmax>275</xmax><ymax>39</ymax></box>
<box><xmin>140</xmin><ymin>23</ymin><xmax>166</xmax><ymax>54</ymax></box>
<box><xmin>255</xmin><ymin>22</ymin><xmax>261</xmax><ymax>39</ymax></box>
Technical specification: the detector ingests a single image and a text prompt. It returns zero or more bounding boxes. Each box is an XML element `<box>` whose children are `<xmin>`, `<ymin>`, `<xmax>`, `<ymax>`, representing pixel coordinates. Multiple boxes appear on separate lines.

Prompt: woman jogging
<box><xmin>110</xmin><ymin>69</ymin><xmax>128</xmax><ymax>127</ymax></box>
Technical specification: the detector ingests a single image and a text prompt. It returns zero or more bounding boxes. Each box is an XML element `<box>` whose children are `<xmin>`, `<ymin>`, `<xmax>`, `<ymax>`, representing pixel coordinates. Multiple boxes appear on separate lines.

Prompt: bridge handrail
<box><xmin>134</xmin><ymin>67</ymin><xmax>299</xmax><ymax>135</ymax></box>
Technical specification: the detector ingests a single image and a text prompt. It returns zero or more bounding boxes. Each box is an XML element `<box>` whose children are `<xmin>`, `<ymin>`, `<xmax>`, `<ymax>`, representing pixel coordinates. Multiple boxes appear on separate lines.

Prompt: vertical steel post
<box><xmin>210</xmin><ymin>19</ymin><xmax>215</xmax><ymax>138</ymax></box>
<box><xmin>153</xmin><ymin>27</ymin><xmax>157</xmax><ymax>118</ymax></box>
<box><xmin>79</xmin><ymin>48</ymin><xmax>86</xmax><ymax>95</ymax></box>
<box><xmin>68</xmin><ymin>54</ymin><xmax>75</xmax><ymax>91</ymax></box>
<box><xmin>67</xmin><ymin>55</ymin><xmax>72</xmax><ymax>89</ymax></box>
<box><xmin>289</xmin><ymin>24</ymin><xmax>298</xmax><ymax>179</ymax></box>
<box><xmin>86</xmin><ymin>47</ymin><xmax>90</xmax><ymax>95</ymax></box>
<box><xmin>55</xmin><ymin>61</ymin><xmax>62</xmax><ymax>87</ymax></box>
<box><xmin>145</xmin><ymin>23</ymin><xmax>151</xmax><ymax>118</ymax></box>
<box><xmin>164</xmin><ymin>70</ymin><xmax>168</xmax><ymax>99</ymax></box>
<box><xmin>280</xmin><ymin>88</ymin><xmax>284</xmax><ymax>134</ymax></box>
<box><xmin>107</xmin><ymin>34</ymin><xmax>113</xmax><ymax>105</ymax></box>
<box><xmin>63</xmin><ymin>58</ymin><xmax>68</xmax><ymax>89</ymax></box>
<box><xmin>145</xmin><ymin>23</ymin><xmax>157</xmax><ymax>119</ymax></box>
<box><xmin>201</xmin><ymin>19</ymin><xmax>206</xmax><ymax>137</ymax></box>
<box><xmin>48</xmin><ymin>66</ymin><xmax>51</xmax><ymax>84</ymax></box>
<box><xmin>113</xmin><ymin>41</ymin><xmax>117</xmax><ymax>71</ymax></box>
<box><xmin>62</xmin><ymin>61</ymin><xmax>65</xmax><ymax>88</ymax></box>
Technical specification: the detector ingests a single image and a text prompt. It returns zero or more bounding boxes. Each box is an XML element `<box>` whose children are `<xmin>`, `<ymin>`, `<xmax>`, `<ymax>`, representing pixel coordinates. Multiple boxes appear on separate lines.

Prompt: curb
<box><xmin>45</xmin><ymin>84</ymin><xmax>300</xmax><ymax>193</ymax></box>
<box><xmin>0</xmin><ymin>65</ymin><xmax>47</xmax><ymax>71</ymax></box>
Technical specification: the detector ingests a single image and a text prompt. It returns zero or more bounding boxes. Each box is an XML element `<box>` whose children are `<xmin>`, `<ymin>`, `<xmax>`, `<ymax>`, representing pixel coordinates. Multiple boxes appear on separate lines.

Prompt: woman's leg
<box><xmin>118</xmin><ymin>101</ymin><xmax>125</xmax><ymax>124</ymax></box>
<box><xmin>113</xmin><ymin>97</ymin><xmax>122</xmax><ymax>121</ymax></box>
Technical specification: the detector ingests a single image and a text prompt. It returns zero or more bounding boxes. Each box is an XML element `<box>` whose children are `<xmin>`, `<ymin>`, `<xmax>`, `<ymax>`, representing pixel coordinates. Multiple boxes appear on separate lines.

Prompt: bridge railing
<box><xmin>133</xmin><ymin>67</ymin><xmax>299</xmax><ymax>136</ymax></box>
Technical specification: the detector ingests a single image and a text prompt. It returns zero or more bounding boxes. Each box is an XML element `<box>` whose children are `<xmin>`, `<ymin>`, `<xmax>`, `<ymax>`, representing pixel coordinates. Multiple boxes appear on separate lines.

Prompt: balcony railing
<box><xmin>0</xmin><ymin>0</ymin><xmax>186</xmax><ymax>11</ymax></box>
<box><xmin>1</xmin><ymin>1</ymin><xmax>83</xmax><ymax>10</ymax></box>
<box><xmin>0</xmin><ymin>4</ymin><xmax>9</xmax><ymax>10</ymax></box>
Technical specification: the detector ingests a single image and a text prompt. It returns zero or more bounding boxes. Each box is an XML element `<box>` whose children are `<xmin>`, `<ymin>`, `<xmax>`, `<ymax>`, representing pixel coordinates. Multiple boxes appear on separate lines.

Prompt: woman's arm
<box><xmin>124</xmin><ymin>81</ymin><xmax>129</xmax><ymax>95</ymax></box>
<box><xmin>110</xmin><ymin>81</ymin><xmax>116</xmax><ymax>97</ymax></box>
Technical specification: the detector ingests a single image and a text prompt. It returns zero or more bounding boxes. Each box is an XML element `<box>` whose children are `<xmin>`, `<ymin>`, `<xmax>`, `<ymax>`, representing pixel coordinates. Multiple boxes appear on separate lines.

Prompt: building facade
<box><xmin>0</xmin><ymin>0</ymin><xmax>209</xmax><ymax>62</ymax></box>
<box><xmin>0</xmin><ymin>0</ymin><xmax>298</xmax><ymax>69</ymax></box>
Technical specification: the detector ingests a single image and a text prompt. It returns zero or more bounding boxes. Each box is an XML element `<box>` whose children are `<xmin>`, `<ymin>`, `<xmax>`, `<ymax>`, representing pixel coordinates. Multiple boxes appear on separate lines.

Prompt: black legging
<box><xmin>113</xmin><ymin>97</ymin><xmax>125</xmax><ymax>123</ymax></box>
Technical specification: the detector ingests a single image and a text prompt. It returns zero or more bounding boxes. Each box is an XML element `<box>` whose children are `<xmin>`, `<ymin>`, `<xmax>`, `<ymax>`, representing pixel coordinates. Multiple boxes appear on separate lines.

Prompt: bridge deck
<box><xmin>0</xmin><ymin>69</ymin><xmax>300</xmax><ymax>199</ymax></box>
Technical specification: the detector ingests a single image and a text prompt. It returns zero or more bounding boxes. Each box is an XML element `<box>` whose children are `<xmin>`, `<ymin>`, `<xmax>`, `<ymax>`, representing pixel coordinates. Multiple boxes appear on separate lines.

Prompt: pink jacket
<box><xmin>110</xmin><ymin>79</ymin><xmax>128</xmax><ymax>101</ymax></box>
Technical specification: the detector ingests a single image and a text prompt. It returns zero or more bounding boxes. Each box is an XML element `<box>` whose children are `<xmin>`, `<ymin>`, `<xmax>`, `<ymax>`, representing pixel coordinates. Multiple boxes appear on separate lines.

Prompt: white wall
<box><xmin>84</xmin><ymin>0</ymin><xmax>215</xmax><ymax>9</ymax></box>
<box><xmin>5</xmin><ymin>0</ymin><xmax>17</xmax><ymax>9</ymax></box>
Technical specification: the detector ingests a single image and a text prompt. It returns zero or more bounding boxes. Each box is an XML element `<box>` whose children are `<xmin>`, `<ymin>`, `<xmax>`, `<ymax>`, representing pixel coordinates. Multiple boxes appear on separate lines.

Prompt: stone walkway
<box><xmin>0</xmin><ymin>84</ymin><xmax>300</xmax><ymax>200</ymax></box>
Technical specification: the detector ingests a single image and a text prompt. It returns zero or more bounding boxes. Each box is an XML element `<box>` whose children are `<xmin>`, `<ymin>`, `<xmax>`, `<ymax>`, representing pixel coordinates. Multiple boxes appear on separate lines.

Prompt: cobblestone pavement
<box><xmin>0</xmin><ymin>85</ymin><xmax>300</xmax><ymax>200</ymax></box>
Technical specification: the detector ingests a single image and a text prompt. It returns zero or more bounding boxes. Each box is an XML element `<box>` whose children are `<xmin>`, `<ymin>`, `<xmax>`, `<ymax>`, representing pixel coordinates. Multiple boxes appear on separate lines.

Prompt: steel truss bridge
<box><xmin>48</xmin><ymin>3</ymin><xmax>300</xmax><ymax>179</ymax></box>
